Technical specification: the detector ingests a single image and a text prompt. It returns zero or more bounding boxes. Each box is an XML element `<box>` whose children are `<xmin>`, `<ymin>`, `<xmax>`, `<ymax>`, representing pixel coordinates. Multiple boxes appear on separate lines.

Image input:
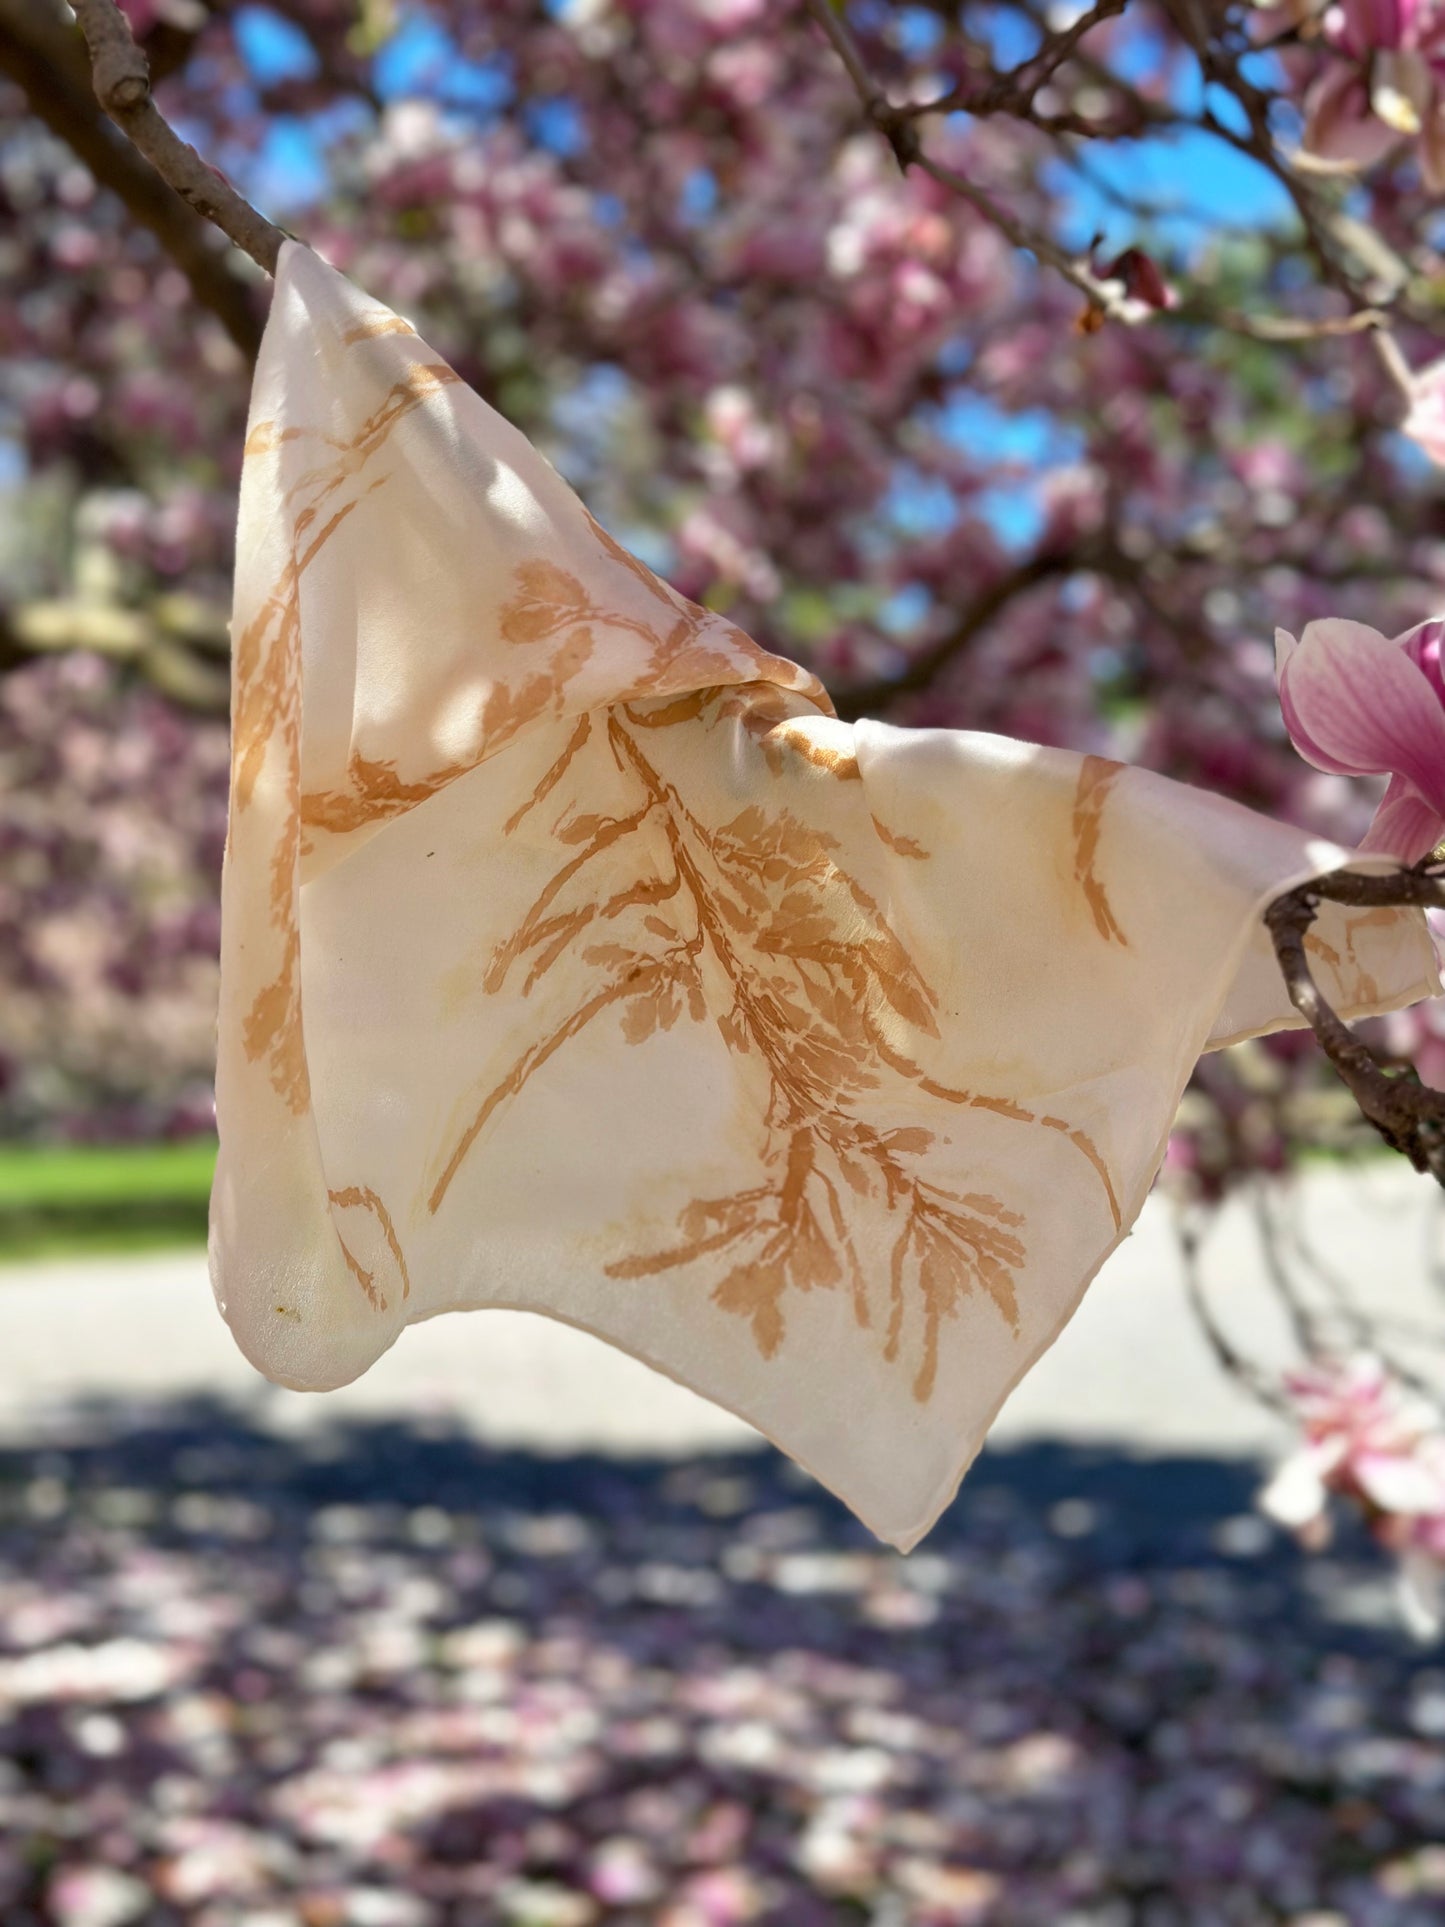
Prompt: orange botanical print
<box><xmin>871</xmin><ymin>815</ymin><xmax>929</xmax><ymax>860</ymax></box>
<box><xmin>299</xmin><ymin>510</ymin><xmax>829</xmax><ymax>843</ymax></box>
<box><xmin>233</xmin><ymin>488</ymin><xmax>388</xmax><ymax>1112</ymax></box>
<box><xmin>231</xmin><ymin>355</ymin><xmax>471</xmax><ymax>1112</ymax></box>
<box><xmin>241</xmin><ymin>925</ymin><xmax>309</xmax><ymax>1114</ymax></box>
<box><xmin>1035</xmin><ymin>1114</ymin><xmax>1122</xmax><ymax>1228</ymax></box>
<box><xmin>425</xmin><ymin>684</ymin><xmax>1050</xmax><ymax>1403</ymax></box>
<box><xmin>580</xmin><ymin>507</ymin><xmax>827</xmax><ymax>705</ymax></box>
<box><xmin>237</xmin><ymin>319</ymin><xmax>1119</xmax><ymax>1369</ymax></box>
<box><xmin>1072</xmin><ymin>755</ymin><xmax>1129</xmax><ymax>946</ymax></box>
<box><xmin>914</xmin><ymin>1080</ymin><xmax>1121</xmax><ymax>1230</ymax></box>
<box><xmin>341</xmin><ymin>314</ymin><xmax>418</xmax><ymax>343</ymax></box>
<box><xmin>301</xmin><ymin>622</ymin><xmax>600</xmax><ymax>839</ymax></box>
<box><xmin>327</xmin><ymin>1184</ymin><xmax>412</xmax><ymax>1312</ymax></box>
<box><xmin>1305</xmin><ymin>905</ymin><xmax>1396</xmax><ymax>1007</ymax></box>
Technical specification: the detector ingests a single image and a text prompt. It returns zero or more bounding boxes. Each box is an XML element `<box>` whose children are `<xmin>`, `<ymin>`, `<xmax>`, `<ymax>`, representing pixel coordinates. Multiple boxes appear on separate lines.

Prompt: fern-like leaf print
<box><xmin>427</xmin><ymin>548</ymin><xmax>1036</xmax><ymax>1400</ymax></box>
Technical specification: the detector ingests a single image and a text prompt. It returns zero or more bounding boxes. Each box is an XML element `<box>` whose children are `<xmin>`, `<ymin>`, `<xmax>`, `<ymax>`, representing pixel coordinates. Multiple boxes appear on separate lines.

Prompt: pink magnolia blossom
<box><xmin>1403</xmin><ymin>354</ymin><xmax>1445</xmax><ymax>465</ymax></box>
<box><xmin>1264</xmin><ymin>1355</ymin><xmax>1445</xmax><ymax>1513</ymax></box>
<box><xmin>1261</xmin><ymin>1357</ymin><xmax>1445</xmax><ymax>1619</ymax></box>
<box><xmin>1275</xmin><ymin>616</ymin><xmax>1445</xmax><ymax>860</ymax></box>
<box><xmin>1383</xmin><ymin>982</ymin><xmax>1445</xmax><ymax>1081</ymax></box>
<box><xmin>1090</xmin><ymin>244</ymin><xmax>1179</xmax><ymax>322</ymax></box>
<box><xmin>1398</xmin><ymin>1506</ymin><xmax>1445</xmax><ymax>1634</ymax></box>
<box><xmin>1295</xmin><ymin>0</ymin><xmax>1445</xmax><ymax>186</ymax></box>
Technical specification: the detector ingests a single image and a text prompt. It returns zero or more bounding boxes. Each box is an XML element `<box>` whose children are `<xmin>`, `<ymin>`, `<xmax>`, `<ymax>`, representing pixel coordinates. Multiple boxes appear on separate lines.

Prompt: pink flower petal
<box><xmin>1400</xmin><ymin>616</ymin><xmax>1445</xmax><ymax>700</ymax></box>
<box><xmin>1259</xmin><ymin>1451</ymin><xmax>1329</xmax><ymax>1530</ymax></box>
<box><xmin>1404</xmin><ymin>356</ymin><xmax>1445</xmax><ymax>464</ymax></box>
<box><xmin>1357</xmin><ymin>1448</ymin><xmax>1445</xmax><ymax>1515</ymax></box>
<box><xmin>1359</xmin><ymin>773</ymin><xmax>1445</xmax><ymax>861</ymax></box>
<box><xmin>1303</xmin><ymin>65</ymin><xmax>1406</xmax><ymax>166</ymax></box>
<box><xmin>1422</xmin><ymin>102</ymin><xmax>1445</xmax><ymax>193</ymax></box>
<box><xmin>1397</xmin><ymin>1547</ymin><xmax>1445</xmax><ymax>1638</ymax></box>
<box><xmin>1278</xmin><ymin>618</ymin><xmax>1445</xmax><ymax>811</ymax></box>
<box><xmin>1339</xmin><ymin>0</ymin><xmax>1406</xmax><ymax>58</ymax></box>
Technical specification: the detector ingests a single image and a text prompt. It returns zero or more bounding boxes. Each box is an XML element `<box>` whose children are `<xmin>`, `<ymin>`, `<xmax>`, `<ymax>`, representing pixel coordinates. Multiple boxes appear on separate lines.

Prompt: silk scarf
<box><xmin>211</xmin><ymin>242</ymin><xmax>1438</xmax><ymax>1549</ymax></box>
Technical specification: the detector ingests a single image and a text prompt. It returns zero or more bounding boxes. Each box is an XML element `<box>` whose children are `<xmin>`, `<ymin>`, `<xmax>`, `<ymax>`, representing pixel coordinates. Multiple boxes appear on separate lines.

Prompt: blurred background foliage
<box><xmin>6</xmin><ymin>13</ymin><xmax>1445</xmax><ymax>1914</ymax></box>
<box><xmin>2</xmin><ymin>0</ymin><xmax>1445</xmax><ymax>1201</ymax></box>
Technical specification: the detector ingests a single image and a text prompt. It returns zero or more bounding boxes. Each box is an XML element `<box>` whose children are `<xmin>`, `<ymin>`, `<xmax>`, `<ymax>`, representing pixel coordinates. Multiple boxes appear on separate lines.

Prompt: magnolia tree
<box><xmin>6</xmin><ymin>0</ymin><xmax>1445</xmax><ymax>1616</ymax></box>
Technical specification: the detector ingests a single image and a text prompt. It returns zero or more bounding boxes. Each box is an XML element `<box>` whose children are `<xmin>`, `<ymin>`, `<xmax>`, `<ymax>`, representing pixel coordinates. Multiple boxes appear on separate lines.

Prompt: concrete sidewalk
<box><xmin>2</xmin><ymin>1164</ymin><xmax>1442</xmax><ymax>1463</ymax></box>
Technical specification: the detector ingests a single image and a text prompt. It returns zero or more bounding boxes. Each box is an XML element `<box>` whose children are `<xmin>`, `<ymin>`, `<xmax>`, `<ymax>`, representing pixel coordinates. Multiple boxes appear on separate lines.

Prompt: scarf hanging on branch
<box><xmin>211</xmin><ymin>243</ymin><xmax>1438</xmax><ymax>1549</ymax></box>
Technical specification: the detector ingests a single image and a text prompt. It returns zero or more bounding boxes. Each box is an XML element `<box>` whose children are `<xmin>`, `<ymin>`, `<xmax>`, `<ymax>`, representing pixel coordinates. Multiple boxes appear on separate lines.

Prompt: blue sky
<box><xmin>228</xmin><ymin>3</ymin><xmax>1293</xmax><ymax>558</ymax></box>
<box><xmin>235</xmin><ymin>2</ymin><xmax>1291</xmax><ymax>242</ymax></box>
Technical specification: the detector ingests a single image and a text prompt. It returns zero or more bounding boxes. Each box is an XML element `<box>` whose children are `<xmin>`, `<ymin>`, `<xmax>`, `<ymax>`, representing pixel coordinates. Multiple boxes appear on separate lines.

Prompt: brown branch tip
<box><xmin>1266</xmin><ymin>863</ymin><xmax>1445</xmax><ymax>1185</ymax></box>
<box><xmin>71</xmin><ymin>0</ymin><xmax>286</xmax><ymax>276</ymax></box>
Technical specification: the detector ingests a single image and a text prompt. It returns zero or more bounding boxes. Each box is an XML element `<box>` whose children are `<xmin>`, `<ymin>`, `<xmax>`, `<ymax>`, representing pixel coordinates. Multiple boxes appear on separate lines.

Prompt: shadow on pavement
<box><xmin>0</xmin><ymin>1399</ymin><xmax>1442</xmax><ymax>1925</ymax></box>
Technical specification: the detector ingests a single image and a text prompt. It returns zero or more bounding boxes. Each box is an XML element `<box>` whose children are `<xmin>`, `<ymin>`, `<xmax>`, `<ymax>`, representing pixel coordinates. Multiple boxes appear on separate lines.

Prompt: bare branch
<box><xmin>803</xmin><ymin>0</ymin><xmax>1137</xmax><ymax>321</ymax></box>
<box><xmin>911</xmin><ymin>152</ymin><xmax>1134</xmax><ymax>315</ymax></box>
<box><xmin>805</xmin><ymin>0</ymin><xmax>893</xmax><ymax>139</ymax></box>
<box><xmin>70</xmin><ymin>0</ymin><xmax>286</xmax><ymax>278</ymax></box>
<box><xmin>1267</xmin><ymin>864</ymin><xmax>1445</xmax><ymax>1184</ymax></box>
<box><xmin>1175</xmin><ymin>1214</ymin><xmax>1292</xmax><ymax>1415</ymax></box>
<box><xmin>1202</xmin><ymin>306</ymin><xmax>1393</xmax><ymax>345</ymax></box>
<box><xmin>0</xmin><ymin>0</ymin><xmax>265</xmax><ymax>354</ymax></box>
<box><xmin>840</xmin><ymin>0</ymin><xmax>1439</xmax><ymax>382</ymax></box>
<box><xmin>900</xmin><ymin>0</ymin><xmax>1134</xmax><ymax>133</ymax></box>
<box><xmin>831</xmin><ymin>549</ymin><xmax>1082</xmax><ymax>721</ymax></box>
<box><xmin>1251</xmin><ymin>1183</ymin><xmax>1329</xmax><ymax>1354</ymax></box>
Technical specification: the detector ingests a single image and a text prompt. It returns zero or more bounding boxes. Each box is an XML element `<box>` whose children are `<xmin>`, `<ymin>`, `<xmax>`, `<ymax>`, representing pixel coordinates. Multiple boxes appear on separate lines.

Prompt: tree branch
<box><xmin>899</xmin><ymin>0</ymin><xmax>1135</xmax><ymax>134</ymax></box>
<box><xmin>1175</xmin><ymin>1214</ymin><xmax>1292</xmax><ymax>1415</ymax></box>
<box><xmin>1267</xmin><ymin>864</ymin><xmax>1445</xmax><ymax>1184</ymax></box>
<box><xmin>69</xmin><ymin>0</ymin><xmax>286</xmax><ymax>279</ymax></box>
<box><xmin>806</xmin><ymin>0</ymin><xmax>1436</xmax><ymax>380</ymax></box>
<box><xmin>831</xmin><ymin>549</ymin><xmax>1080</xmax><ymax>720</ymax></box>
<box><xmin>0</xmin><ymin>0</ymin><xmax>267</xmax><ymax>355</ymax></box>
<box><xmin>803</xmin><ymin>0</ymin><xmax>1137</xmax><ymax>321</ymax></box>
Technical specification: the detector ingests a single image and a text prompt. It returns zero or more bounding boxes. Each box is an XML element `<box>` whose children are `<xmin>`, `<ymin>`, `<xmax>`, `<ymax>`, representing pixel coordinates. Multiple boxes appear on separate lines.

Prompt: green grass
<box><xmin>0</xmin><ymin>1138</ymin><xmax>215</xmax><ymax>1263</ymax></box>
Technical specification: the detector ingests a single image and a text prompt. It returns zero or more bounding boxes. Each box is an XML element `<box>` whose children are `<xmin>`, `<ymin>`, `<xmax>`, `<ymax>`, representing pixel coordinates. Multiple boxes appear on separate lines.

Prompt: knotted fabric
<box><xmin>212</xmin><ymin>242</ymin><xmax>1437</xmax><ymax>1548</ymax></box>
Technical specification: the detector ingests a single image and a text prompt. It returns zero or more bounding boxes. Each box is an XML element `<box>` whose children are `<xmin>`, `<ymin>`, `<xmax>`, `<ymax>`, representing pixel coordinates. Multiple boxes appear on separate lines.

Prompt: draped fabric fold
<box><xmin>211</xmin><ymin>243</ymin><xmax>1438</xmax><ymax>1549</ymax></box>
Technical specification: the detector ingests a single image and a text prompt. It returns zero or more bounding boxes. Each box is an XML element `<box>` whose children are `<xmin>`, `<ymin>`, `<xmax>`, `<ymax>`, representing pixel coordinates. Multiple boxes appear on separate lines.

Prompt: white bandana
<box><xmin>211</xmin><ymin>243</ymin><xmax>1437</xmax><ymax>1549</ymax></box>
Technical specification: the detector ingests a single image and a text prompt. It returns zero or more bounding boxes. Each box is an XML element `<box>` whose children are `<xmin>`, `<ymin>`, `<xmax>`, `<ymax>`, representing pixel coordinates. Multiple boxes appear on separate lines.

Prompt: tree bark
<box><xmin>0</xmin><ymin>0</ymin><xmax>268</xmax><ymax>356</ymax></box>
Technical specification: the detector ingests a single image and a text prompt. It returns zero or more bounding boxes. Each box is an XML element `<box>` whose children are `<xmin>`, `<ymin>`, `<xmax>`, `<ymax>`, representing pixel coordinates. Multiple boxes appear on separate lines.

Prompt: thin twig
<box><xmin>899</xmin><ymin>0</ymin><xmax>1132</xmax><ymax>128</ymax></box>
<box><xmin>832</xmin><ymin>548</ymin><xmax>1082</xmax><ymax>720</ymax></box>
<box><xmin>1275</xmin><ymin>1189</ymin><xmax>1445</xmax><ymax>1397</ymax></box>
<box><xmin>0</xmin><ymin>0</ymin><xmax>265</xmax><ymax>353</ymax></box>
<box><xmin>803</xmin><ymin>0</ymin><xmax>1135</xmax><ymax>321</ymax></box>
<box><xmin>1252</xmin><ymin>1184</ymin><xmax>1326</xmax><ymax>1354</ymax></box>
<box><xmin>1175</xmin><ymin>1214</ymin><xmax>1292</xmax><ymax>1414</ymax></box>
<box><xmin>1266</xmin><ymin>863</ymin><xmax>1445</xmax><ymax>1184</ymax></box>
<box><xmin>912</xmin><ymin>152</ymin><xmax>1131</xmax><ymax>314</ymax></box>
<box><xmin>805</xmin><ymin>0</ymin><xmax>888</xmax><ymax>130</ymax></box>
<box><xmin>1207</xmin><ymin>307</ymin><xmax>1392</xmax><ymax>345</ymax></box>
<box><xmin>801</xmin><ymin>0</ymin><xmax>1425</xmax><ymax>361</ymax></box>
<box><xmin>71</xmin><ymin>0</ymin><xmax>286</xmax><ymax>277</ymax></box>
<box><xmin>1370</xmin><ymin>323</ymin><xmax>1419</xmax><ymax>408</ymax></box>
<box><xmin>1049</xmin><ymin>5</ymin><xmax>1433</xmax><ymax>381</ymax></box>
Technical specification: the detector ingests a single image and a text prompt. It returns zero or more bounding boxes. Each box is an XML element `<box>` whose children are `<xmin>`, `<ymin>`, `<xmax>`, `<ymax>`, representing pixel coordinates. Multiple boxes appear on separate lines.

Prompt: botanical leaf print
<box><xmin>327</xmin><ymin>1184</ymin><xmax>411</xmax><ymax>1313</ymax></box>
<box><xmin>298</xmin><ymin>523</ymin><xmax>827</xmax><ymax>844</ymax></box>
<box><xmin>428</xmin><ymin>685</ymin><xmax>1032</xmax><ymax>1403</ymax></box>
<box><xmin>340</xmin><ymin>313</ymin><xmax>418</xmax><ymax>344</ymax></box>
<box><xmin>232</xmin><ymin>494</ymin><xmax>384</xmax><ymax>1112</ymax></box>
<box><xmin>231</xmin><ymin>313</ymin><xmax>1118</xmax><ymax>1382</ymax></box>
<box><xmin>241</xmin><ymin>924</ymin><xmax>308</xmax><ymax>1114</ymax></box>
<box><xmin>1304</xmin><ymin>906</ymin><xmax>1397</xmax><ymax>1007</ymax></box>
<box><xmin>301</xmin><ymin>618</ymin><xmax>600</xmax><ymax>840</ymax></box>
<box><xmin>500</xmin><ymin>560</ymin><xmax>597</xmax><ymax>646</ymax></box>
<box><xmin>230</xmin><ymin>355</ymin><xmax>467</xmax><ymax>1112</ymax></box>
<box><xmin>212</xmin><ymin>245</ymin><xmax>1439</xmax><ymax>1555</ymax></box>
<box><xmin>1072</xmin><ymin>755</ymin><xmax>1129</xmax><ymax>946</ymax></box>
